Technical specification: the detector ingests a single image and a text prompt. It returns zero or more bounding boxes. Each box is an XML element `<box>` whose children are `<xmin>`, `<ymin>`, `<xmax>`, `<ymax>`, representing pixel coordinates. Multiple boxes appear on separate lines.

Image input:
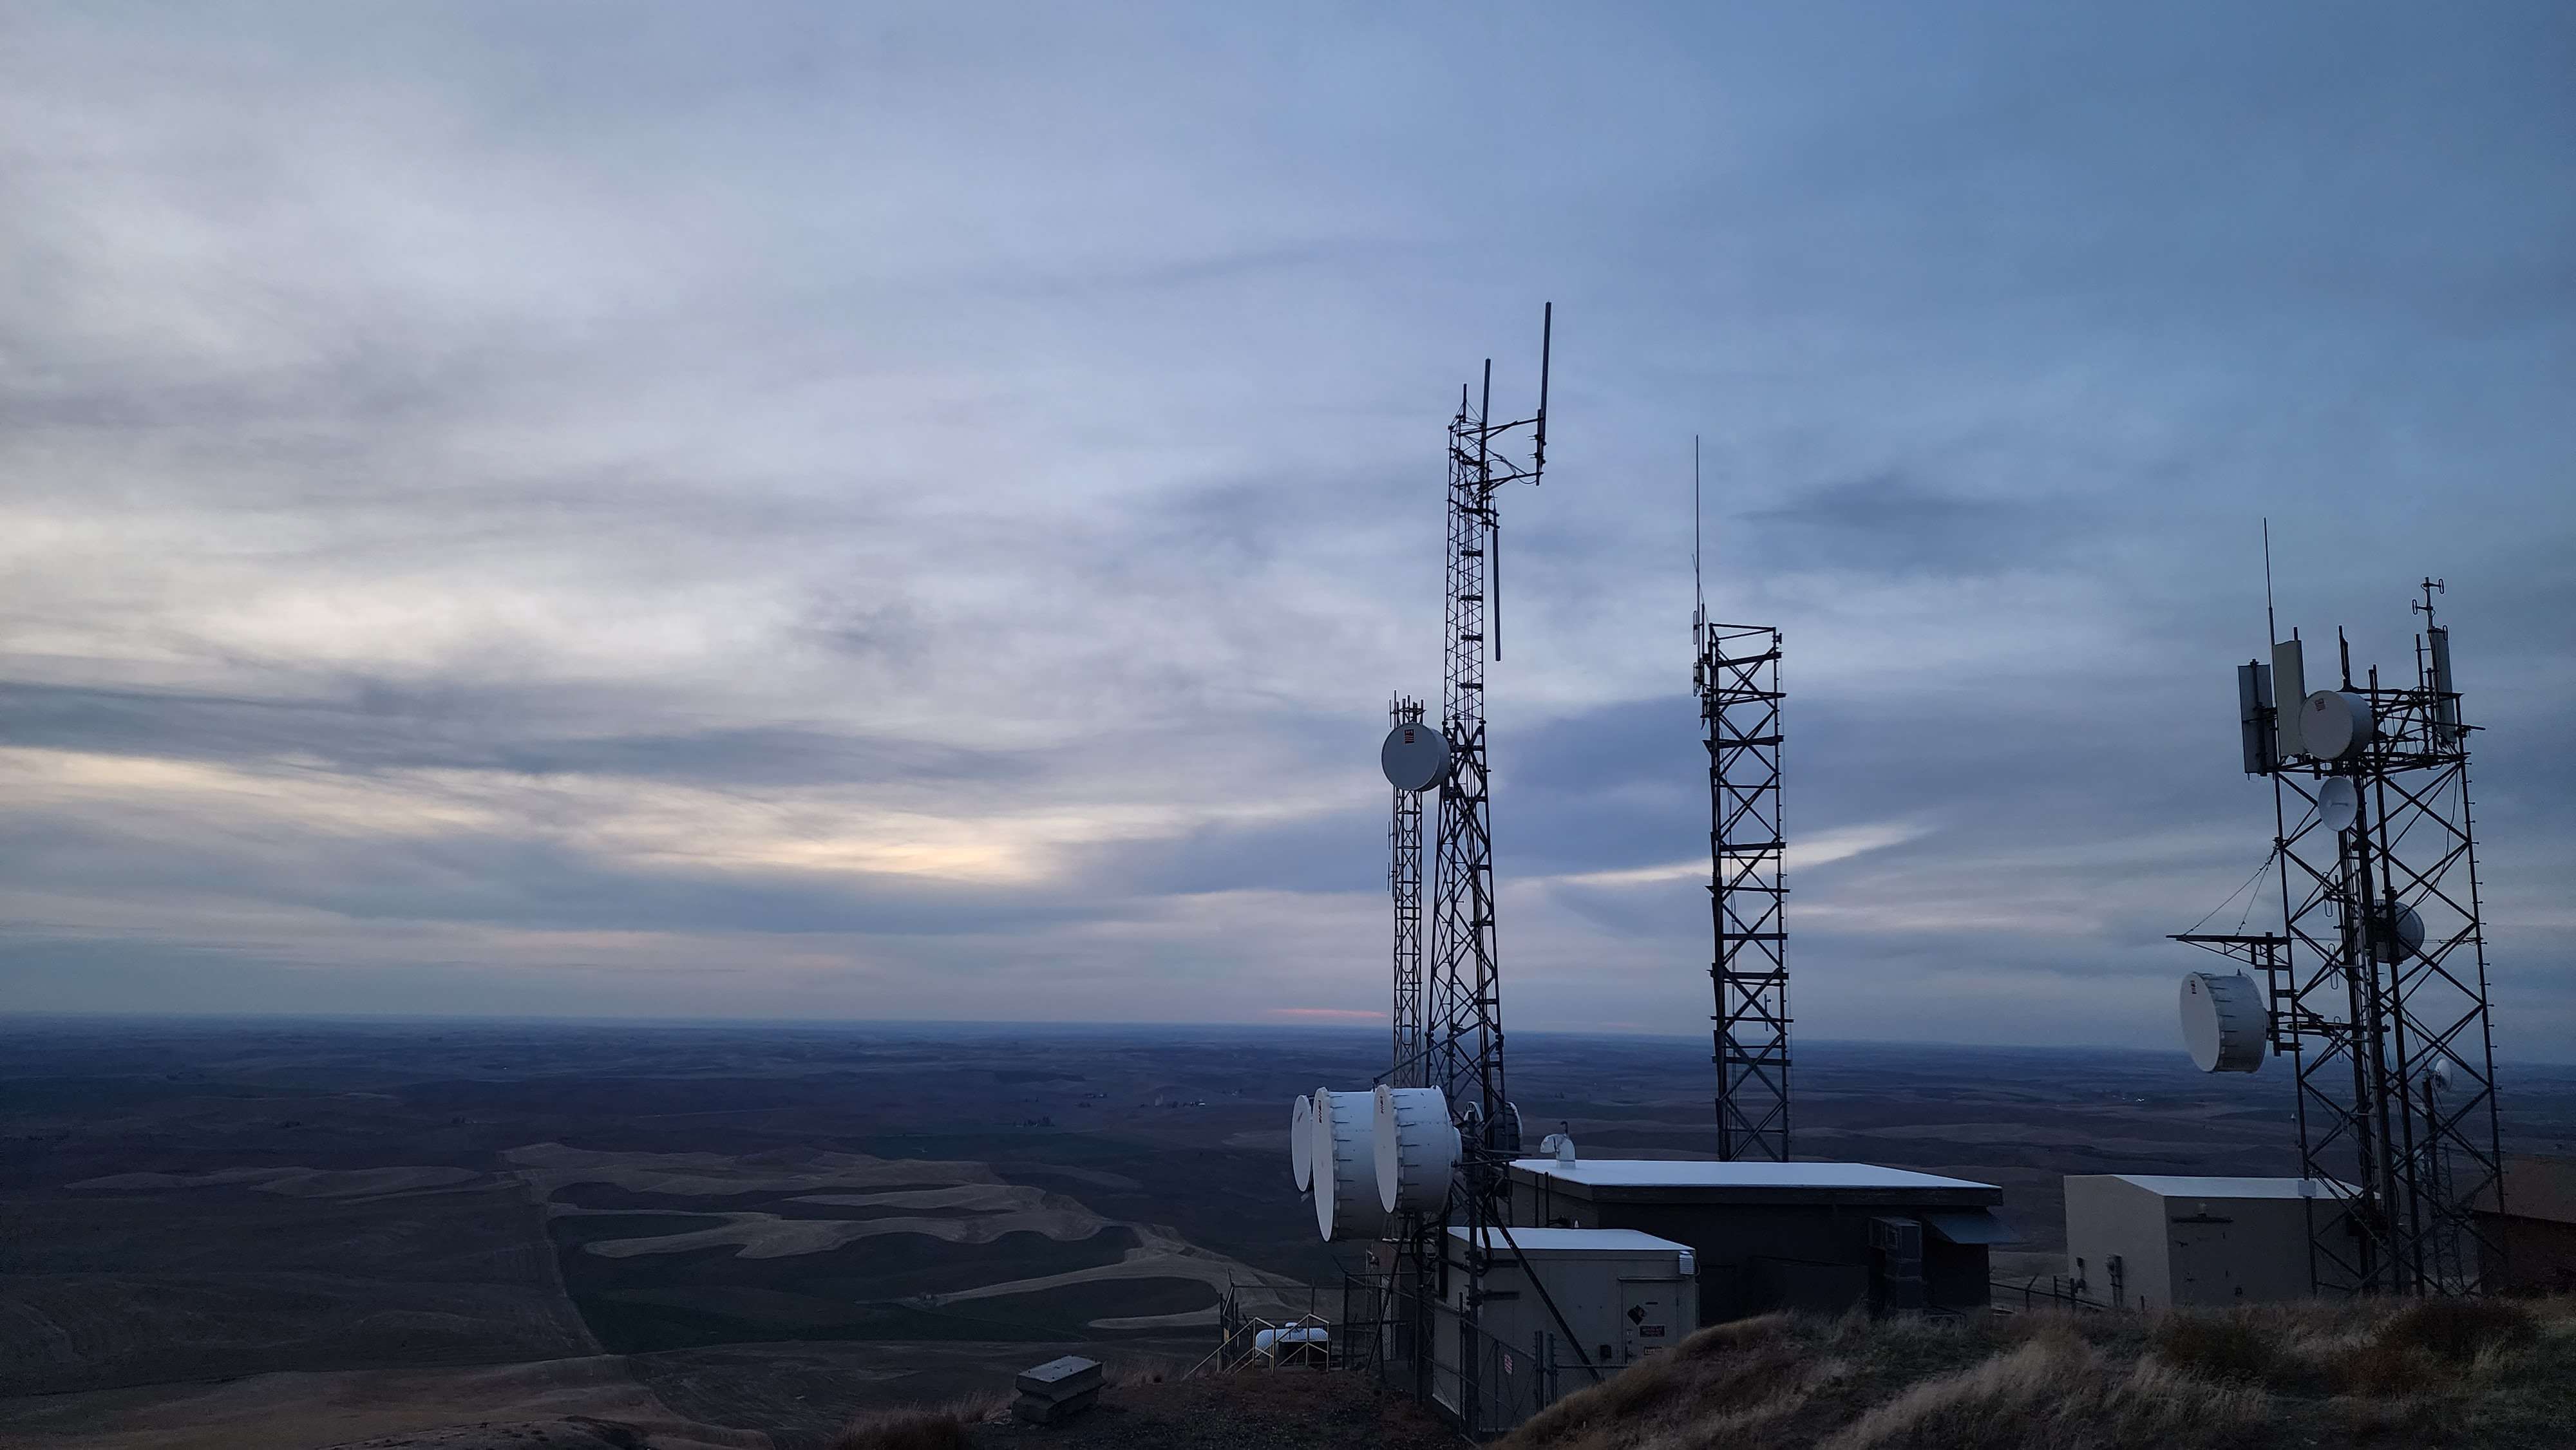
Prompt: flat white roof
<box><xmin>1446</xmin><ymin>1226</ymin><xmax>1691</xmax><ymax>1255</ymax></box>
<box><xmin>1513</xmin><ymin>1158</ymin><xmax>1997</xmax><ymax>1192</ymax></box>
<box><xmin>2105</xmin><ymin>1174</ymin><xmax>2358</xmax><ymax>1201</ymax></box>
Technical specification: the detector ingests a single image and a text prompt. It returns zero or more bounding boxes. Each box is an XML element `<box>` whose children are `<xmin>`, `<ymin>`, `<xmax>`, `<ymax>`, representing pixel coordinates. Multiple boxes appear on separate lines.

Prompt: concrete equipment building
<box><xmin>2063</xmin><ymin>1174</ymin><xmax>2358</xmax><ymax>1310</ymax></box>
<box><xmin>1506</xmin><ymin>1157</ymin><xmax>2006</xmax><ymax>1321</ymax></box>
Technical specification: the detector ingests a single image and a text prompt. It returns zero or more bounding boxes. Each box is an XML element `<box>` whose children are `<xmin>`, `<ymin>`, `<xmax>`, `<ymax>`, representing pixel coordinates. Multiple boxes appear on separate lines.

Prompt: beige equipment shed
<box><xmin>2063</xmin><ymin>1174</ymin><xmax>2356</xmax><ymax>1310</ymax></box>
<box><xmin>1437</xmin><ymin>1226</ymin><xmax>1697</xmax><ymax>1404</ymax></box>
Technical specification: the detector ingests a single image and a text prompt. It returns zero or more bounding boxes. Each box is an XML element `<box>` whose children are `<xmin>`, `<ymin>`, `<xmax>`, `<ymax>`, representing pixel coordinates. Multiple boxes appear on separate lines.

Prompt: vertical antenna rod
<box><xmin>1484</xmin><ymin>359</ymin><xmax>1500</xmax><ymax>661</ymax></box>
<box><xmin>1693</xmin><ymin>436</ymin><xmax>1705</xmax><ymax>640</ymax></box>
<box><xmin>2263</xmin><ymin>518</ymin><xmax>2278</xmax><ymax>644</ymax></box>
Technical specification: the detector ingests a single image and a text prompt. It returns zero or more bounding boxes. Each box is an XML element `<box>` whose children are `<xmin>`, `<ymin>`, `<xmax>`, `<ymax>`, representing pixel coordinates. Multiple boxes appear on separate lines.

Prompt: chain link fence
<box><xmin>1349</xmin><ymin>1270</ymin><xmax>1596</xmax><ymax>1436</ymax></box>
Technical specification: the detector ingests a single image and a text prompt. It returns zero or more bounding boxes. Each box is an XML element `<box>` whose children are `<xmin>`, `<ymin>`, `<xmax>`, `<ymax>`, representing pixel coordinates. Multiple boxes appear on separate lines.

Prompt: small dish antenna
<box><xmin>2316</xmin><ymin>779</ymin><xmax>2359</xmax><ymax>834</ymax></box>
<box><xmin>1380</xmin><ymin>721</ymin><xmax>1452</xmax><ymax>793</ymax></box>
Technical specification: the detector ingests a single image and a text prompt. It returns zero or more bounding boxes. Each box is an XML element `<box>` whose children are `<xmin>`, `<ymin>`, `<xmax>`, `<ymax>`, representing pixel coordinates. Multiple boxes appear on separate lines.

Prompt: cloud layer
<box><xmin>3</xmin><ymin>2</ymin><xmax>2571</xmax><ymax>1058</ymax></box>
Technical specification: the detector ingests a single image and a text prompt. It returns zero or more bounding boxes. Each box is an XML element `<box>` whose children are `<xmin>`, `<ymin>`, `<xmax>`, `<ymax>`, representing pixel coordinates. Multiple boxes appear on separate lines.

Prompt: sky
<box><xmin>2</xmin><ymin>2</ymin><xmax>2570</xmax><ymax>1058</ymax></box>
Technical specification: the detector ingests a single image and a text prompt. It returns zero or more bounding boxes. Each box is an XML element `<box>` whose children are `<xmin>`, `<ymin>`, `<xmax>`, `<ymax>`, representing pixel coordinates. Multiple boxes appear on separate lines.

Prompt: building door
<box><xmin>2168</xmin><ymin>1213</ymin><xmax>2239</xmax><ymax>1305</ymax></box>
<box><xmin>1619</xmin><ymin>1280</ymin><xmax>1679</xmax><ymax>1362</ymax></box>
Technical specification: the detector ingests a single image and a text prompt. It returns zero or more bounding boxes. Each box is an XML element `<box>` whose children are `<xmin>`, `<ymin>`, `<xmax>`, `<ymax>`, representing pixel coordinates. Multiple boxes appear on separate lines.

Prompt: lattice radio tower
<box><xmin>1691</xmin><ymin>439</ymin><xmax>1790</xmax><ymax>1161</ymax></box>
<box><xmin>1388</xmin><ymin>694</ymin><xmax>1428</xmax><ymax>1086</ymax></box>
<box><xmin>1427</xmin><ymin>305</ymin><xmax>1549</xmax><ymax>1160</ymax></box>
<box><xmin>2177</xmin><ymin>566</ymin><xmax>2503</xmax><ymax>1296</ymax></box>
<box><xmin>1361</xmin><ymin>308</ymin><xmax>1596</xmax><ymax>1433</ymax></box>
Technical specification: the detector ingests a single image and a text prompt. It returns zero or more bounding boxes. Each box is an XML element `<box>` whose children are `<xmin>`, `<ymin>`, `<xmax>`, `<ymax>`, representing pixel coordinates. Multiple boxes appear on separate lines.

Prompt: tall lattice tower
<box><xmin>2177</xmin><ymin>578</ymin><xmax>2504</xmax><ymax>1296</ymax></box>
<box><xmin>1692</xmin><ymin>440</ymin><xmax>1789</xmax><ymax>1160</ymax></box>
<box><xmin>1698</xmin><ymin>621</ymin><xmax>1788</xmax><ymax>1160</ymax></box>
<box><xmin>1426</xmin><ymin>307</ymin><xmax>1549</xmax><ymax>1160</ymax></box>
<box><xmin>1388</xmin><ymin>694</ymin><xmax>1428</xmax><ymax>1086</ymax></box>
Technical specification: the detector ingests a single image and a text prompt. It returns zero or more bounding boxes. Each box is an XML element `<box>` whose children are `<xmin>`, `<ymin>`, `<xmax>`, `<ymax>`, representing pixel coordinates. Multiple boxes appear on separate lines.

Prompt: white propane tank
<box><xmin>1373</xmin><ymin>1085</ymin><xmax>1459</xmax><ymax>1214</ymax></box>
<box><xmin>2181</xmin><ymin>971</ymin><xmax>2266</xmax><ymax>1073</ymax></box>
<box><xmin>1289</xmin><ymin>1093</ymin><xmax>1315</xmax><ymax>1192</ymax></box>
<box><xmin>2300</xmin><ymin>691</ymin><xmax>2376</xmax><ymax>761</ymax></box>
<box><xmin>1311</xmin><ymin>1089</ymin><xmax>1388</xmax><ymax>1241</ymax></box>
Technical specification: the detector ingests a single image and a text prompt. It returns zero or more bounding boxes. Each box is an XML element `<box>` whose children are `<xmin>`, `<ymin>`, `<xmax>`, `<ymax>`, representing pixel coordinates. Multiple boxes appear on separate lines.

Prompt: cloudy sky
<box><xmin>3</xmin><ymin>2</ymin><xmax>2570</xmax><ymax>1058</ymax></box>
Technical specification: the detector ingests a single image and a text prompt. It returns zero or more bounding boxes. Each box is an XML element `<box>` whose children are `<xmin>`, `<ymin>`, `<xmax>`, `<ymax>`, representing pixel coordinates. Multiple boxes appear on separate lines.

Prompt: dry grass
<box><xmin>1501</xmin><ymin>1313</ymin><xmax>1898</xmax><ymax>1450</ymax></box>
<box><xmin>1823</xmin><ymin>1323</ymin><xmax>2266</xmax><ymax>1450</ymax></box>
<box><xmin>2148</xmin><ymin>1290</ymin><xmax>2545</xmax><ymax>1399</ymax></box>
<box><xmin>1502</xmin><ymin>1296</ymin><xmax>2576</xmax><ymax>1450</ymax></box>
<box><xmin>829</xmin><ymin>1392</ymin><xmax>1007</xmax><ymax>1450</ymax></box>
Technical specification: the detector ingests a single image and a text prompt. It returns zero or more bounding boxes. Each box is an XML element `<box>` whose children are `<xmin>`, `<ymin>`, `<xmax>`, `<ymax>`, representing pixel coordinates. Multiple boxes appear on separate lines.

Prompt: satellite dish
<box><xmin>2180</xmin><ymin>970</ymin><xmax>2266</xmax><ymax>1073</ymax></box>
<box><xmin>2300</xmin><ymin>692</ymin><xmax>2376</xmax><ymax>762</ymax></box>
<box><xmin>1289</xmin><ymin>1094</ymin><xmax>1315</xmax><ymax>1192</ymax></box>
<box><xmin>1372</xmin><ymin>1085</ymin><xmax>1459</xmax><ymax>1214</ymax></box>
<box><xmin>2317</xmin><ymin>779</ymin><xmax>2358</xmax><ymax>834</ymax></box>
<box><xmin>2424</xmin><ymin>1055</ymin><xmax>2457</xmax><ymax>1093</ymax></box>
<box><xmin>1380</xmin><ymin>722</ymin><xmax>1452</xmax><ymax>793</ymax></box>
<box><xmin>2372</xmin><ymin>901</ymin><xmax>2427</xmax><ymax>963</ymax></box>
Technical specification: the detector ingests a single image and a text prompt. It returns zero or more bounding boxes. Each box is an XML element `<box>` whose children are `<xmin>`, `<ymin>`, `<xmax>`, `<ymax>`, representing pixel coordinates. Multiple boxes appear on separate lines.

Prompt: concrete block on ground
<box><xmin>1011</xmin><ymin>1385</ymin><xmax>1100</xmax><ymax>1424</ymax></box>
<box><xmin>1015</xmin><ymin>1355</ymin><xmax>1103</xmax><ymax>1401</ymax></box>
<box><xmin>1012</xmin><ymin>1355</ymin><xmax>1104</xmax><ymax>1424</ymax></box>
<box><xmin>1010</xmin><ymin>1360</ymin><xmax>1103</xmax><ymax>1401</ymax></box>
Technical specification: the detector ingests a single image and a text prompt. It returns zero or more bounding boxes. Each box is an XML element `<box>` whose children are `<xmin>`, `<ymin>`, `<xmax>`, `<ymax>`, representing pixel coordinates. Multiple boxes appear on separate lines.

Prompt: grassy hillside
<box><xmin>1501</xmin><ymin>1295</ymin><xmax>2576</xmax><ymax>1450</ymax></box>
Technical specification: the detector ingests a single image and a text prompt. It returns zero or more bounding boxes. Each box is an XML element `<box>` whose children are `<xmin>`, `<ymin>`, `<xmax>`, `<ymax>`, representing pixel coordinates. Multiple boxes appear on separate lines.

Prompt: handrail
<box><xmin>1990</xmin><ymin>1274</ymin><xmax>2112</xmax><ymax>1313</ymax></box>
<box><xmin>1187</xmin><ymin>1292</ymin><xmax>1332</xmax><ymax>1378</ymax></box>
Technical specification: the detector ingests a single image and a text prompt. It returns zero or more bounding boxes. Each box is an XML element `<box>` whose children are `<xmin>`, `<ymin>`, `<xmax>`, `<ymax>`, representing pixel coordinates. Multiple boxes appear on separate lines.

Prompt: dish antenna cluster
<box><xmin>1287</xmin><ymin>1086</ymin><xmax>1464</xmax><ymax>1241</ymax></box>
<box><xmin>2174</xmin><ymin>566</ymin><xmax>2504</xmax><ymax>1297</ymax></box>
